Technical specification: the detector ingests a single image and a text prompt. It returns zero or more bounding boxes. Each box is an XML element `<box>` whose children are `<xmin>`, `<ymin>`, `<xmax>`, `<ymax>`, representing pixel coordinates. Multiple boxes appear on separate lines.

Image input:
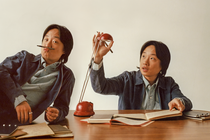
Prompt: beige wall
<box><xmin>0</xmin><ymin>0</ymin><xmax>210</xmax><ymax>111</ymax></box>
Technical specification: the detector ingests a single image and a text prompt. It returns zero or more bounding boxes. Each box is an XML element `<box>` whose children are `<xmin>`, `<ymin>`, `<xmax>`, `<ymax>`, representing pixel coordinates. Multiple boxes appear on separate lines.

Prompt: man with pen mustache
<box><xmin>0</xmin><ymin>24</ymin><xmax>75</xmax><ymax>125</ymax></box>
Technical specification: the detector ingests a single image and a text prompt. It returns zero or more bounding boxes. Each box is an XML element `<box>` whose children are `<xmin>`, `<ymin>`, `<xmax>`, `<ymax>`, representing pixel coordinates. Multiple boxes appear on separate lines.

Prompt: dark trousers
<box><xmin>0</xmin><ymin>90</ymin><xmax>21</xmax><ymax>125</ymax></box>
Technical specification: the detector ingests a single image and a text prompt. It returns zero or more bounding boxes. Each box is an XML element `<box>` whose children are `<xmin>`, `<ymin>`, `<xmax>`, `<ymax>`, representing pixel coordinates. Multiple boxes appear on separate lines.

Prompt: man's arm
<box><xmin>169</xmin><ymin>77</ymin><xmax>193</xmax><ymax>111</ymax></box>
<box><xmin>45</xmin><ymin>69</ymin><xmax>75</xmax><ymax>123</ymax></box>
<box><xmin>0</xmin><ymin>51</ymin><xmax>34</xmax><ymax>124</ymax></box>
<box><xmin>0</xmin><ymin>51</ymin><xmax>27</xmax><ymax>104</ymax></box>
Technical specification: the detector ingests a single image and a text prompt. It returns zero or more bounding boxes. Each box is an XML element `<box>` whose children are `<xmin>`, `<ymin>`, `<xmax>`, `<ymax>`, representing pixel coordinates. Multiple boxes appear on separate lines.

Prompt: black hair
<box><xmin>42</xmin><ymin>24</ymin><xmax>73</xmax><ymax>63</ymax></box>
<box><xmin>140</xmin><ymin>40</ymin><xmax>171</xmax><ymax>77</ymax></box>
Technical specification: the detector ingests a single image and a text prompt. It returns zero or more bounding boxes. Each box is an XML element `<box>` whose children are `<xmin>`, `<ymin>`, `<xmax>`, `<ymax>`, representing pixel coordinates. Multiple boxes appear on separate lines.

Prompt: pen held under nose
<box><xmin>37</xmin><ymin>45</ymin><xmax>55</xmax><ymax>50</ymax></box>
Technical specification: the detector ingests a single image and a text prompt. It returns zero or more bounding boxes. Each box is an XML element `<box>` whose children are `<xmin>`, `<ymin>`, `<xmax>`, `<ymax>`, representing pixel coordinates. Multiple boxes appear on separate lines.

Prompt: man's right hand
<box><xmin>15</xmin><ymin>101</ymin><xmax>33</xmax><ymax>124</ymax></box>
<box><xmin>92</xmin><ymin>32</ymin><xmax>114</xmax><ymax>64</ymax></box>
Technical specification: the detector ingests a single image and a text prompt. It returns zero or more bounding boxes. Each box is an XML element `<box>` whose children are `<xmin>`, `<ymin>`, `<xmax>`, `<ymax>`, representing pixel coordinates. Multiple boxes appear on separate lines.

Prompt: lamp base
<box><xmin>74</xmin><ymin>101</ymin><xmax>95</xmax><ymax>117</ymax></box>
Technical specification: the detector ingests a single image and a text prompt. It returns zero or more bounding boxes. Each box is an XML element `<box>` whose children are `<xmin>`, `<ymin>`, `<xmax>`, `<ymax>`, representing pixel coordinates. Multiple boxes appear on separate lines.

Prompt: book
<box><xmin>0</xmin><ymin>129</ymin><xmax>27</xmax><ymax>140</ymax></box>
<box><xmin>48</xmin><ymin>124</ymin><xmax>72</xmax><ymax>134</ymax></box>
<box><xmin>86</xmin><ymin>114</ymin><xmax>113</xmax><ymax>124</ymax></box>
<box><xmin>85</xmin><ymin>110</ymin><xmax>182</xmax><ymax>126</ymax></box>
<box><xmin>5</xmin><ymin>123</ymin><xmax>73</xmax><ymax>139</ymax></box>
<box><xmin>48</xmin><ymin>124</ymin><xmax>74</xmax><ymax>138</ymax></box>
<box><xmin>113</xmin><ymin>109</ymin><xmax>182</xmax><ymax>121</ymax></box>
<box><xmin>110</xmin><ymin>117</ymin><xmax>154</xmax><ymax>126</ymax></box>
<box><xmin>0</xmin><ymin>124</ymin><xmax>18</xmax><ymax>136</ymax></box>
<box><xmin>15</xmin><ymin>123</ymin><xmax>55</xmax><ymax>139</ymax></box>
<box><xmin>183</xmin><ymin>110</ymin><xmax>210</xmax><ymax>121</ymax></box>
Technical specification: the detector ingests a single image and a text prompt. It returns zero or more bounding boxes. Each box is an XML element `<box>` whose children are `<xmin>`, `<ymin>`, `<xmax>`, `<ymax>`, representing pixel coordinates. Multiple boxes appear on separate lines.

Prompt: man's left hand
<box><xmin>46</xmin><ymin>107</ymin><xmax>59</xmax><ymax>122</ymax></box>
<box><xmin>168</xmin><ymin>98</ymin><xmax>185</xmax><ymax>112</ymax></box>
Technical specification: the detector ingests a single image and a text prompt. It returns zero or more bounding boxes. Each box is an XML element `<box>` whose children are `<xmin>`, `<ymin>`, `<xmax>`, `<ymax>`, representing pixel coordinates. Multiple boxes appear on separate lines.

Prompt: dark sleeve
<box><xmin>0</xmin><ymin>51</ymin><xmax>26</xmax><ymax>104</ymax></box>
<box><xmin>46</xmin><ymin>68</ymin><xmax>75</xmax><ymax>123</ymax></box>
<box><xmin>90</xmin><ymin>64</ymin><xmax>126</xmax><ymax>95</ymax></box>
<box><xmin>169</xmin><ymin>77</ymin><xmax>193</xmax><ymax>111</ymax></box>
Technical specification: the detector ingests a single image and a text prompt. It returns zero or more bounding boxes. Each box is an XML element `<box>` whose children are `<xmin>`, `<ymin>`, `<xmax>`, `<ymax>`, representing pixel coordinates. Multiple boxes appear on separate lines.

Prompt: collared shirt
<box><xmin>14</xmin><ymin>57</ymin><xmax>60</xmax><ymax>109</ymax></box>
<box><xmin>141</xmin><ymin>76</ymin><xmax>160</xmax><ymax>110</ymax></box>
<box><xmin>92</xmin><ymin>59</ymin><xmax>103</xmax><ymax>71</ymax></box>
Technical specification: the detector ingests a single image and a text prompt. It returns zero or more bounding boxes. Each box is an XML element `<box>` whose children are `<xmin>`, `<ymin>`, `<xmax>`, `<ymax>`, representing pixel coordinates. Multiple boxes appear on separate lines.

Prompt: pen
<box><xmin>105</xmin><ymin>42</ymin><xmax>113</xmax><ymax>53</ymax></box>
<box><xmin>37</xmin><ymin>45</ymin><xmax>55</xmax><ymax>50</ymax></box>
<box><xmin>97</xmin><ymin>31</ymin><xmax>113</xmax><ymax>53</ymax></box>
<box><xmin>45</xmin><ymin>106</ymin><xmax>54</xmax><ymax>112</ymax></box>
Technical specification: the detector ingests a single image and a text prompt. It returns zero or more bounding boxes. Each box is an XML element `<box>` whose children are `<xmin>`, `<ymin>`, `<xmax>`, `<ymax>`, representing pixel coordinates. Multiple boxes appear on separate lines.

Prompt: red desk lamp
<box><xmin>74</xmin><ymin>33</ymin><xmax>113</xmax><ymax>117</ymax></box>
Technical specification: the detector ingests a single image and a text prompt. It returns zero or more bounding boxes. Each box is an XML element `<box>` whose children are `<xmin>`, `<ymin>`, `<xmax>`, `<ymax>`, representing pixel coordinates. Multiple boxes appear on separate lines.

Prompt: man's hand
<box><xmin>168</xmin><ymin>98</ymin><xmax>185</xmax><ymax>112</ymax></box>
<box><xmin>15</xmin><ymin>101</ymin><xmax>33</xmax><ymax>124</ymax></box>
<box><xmin>46</xmin><ymin>107</ymin><xmax>59</xmax><ymax>122</ymax></box>
<box><xmin>92</xmin><ymin>32</ymin><xmax>114</xmax><ymax>64</ymax></box>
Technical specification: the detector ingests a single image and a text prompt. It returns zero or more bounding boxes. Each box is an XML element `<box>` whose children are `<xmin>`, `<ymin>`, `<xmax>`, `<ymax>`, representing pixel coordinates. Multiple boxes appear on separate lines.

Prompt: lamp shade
<box><xmin>74</xmin><ymin>101</ymin><xmax>95</xmax><ymax>117</ymax></box>
<box><xmin>97</xmin><ymin>33</ymin><xmax>113</xmax><ymax>42</ymax></box>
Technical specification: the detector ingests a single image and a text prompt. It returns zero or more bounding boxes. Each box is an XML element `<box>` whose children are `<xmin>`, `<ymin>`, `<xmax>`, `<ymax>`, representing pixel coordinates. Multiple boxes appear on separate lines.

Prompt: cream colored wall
<box><xmin>0</xmin><ymin>0</ymin><xmax>210</xmax><ymax>111</ymax></box>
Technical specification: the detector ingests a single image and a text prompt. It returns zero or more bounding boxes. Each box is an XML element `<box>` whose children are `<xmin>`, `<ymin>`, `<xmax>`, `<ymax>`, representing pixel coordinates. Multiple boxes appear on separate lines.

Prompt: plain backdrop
<box><xmin>0</xmin><ymin>0</ymin><xmax>209</xmax><ymax>111</ymax></box>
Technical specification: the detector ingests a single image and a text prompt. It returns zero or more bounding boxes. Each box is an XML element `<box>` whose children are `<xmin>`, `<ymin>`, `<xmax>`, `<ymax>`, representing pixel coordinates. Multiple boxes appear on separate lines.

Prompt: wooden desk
<box><xmin>34</xmin><ymin>110</ymin><xmax>210</xmax><ymax>140</ymax></box>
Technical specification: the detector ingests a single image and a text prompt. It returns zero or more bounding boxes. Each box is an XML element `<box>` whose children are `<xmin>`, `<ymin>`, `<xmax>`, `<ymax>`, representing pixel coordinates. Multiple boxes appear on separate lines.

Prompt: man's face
<box><xmin>41</xmin><ymin>28</ymin><xmax>65</xmax><ymax>66</ymax></box>
<box><xmin>140</xmin><ymin>45</ymin><xmax>162</xmax><ymax>82</ymax></box>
